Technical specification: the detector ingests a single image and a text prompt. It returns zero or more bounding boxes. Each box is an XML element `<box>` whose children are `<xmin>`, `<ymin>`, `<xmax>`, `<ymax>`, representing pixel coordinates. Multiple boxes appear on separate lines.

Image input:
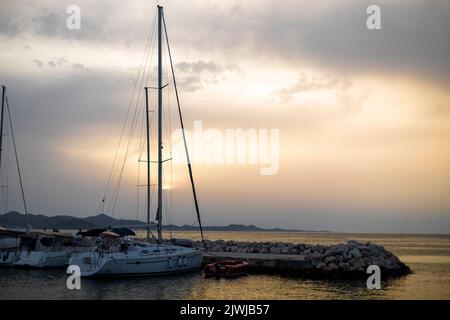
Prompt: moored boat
<box><xmin>70</xmin><ymin>5</ymin><xmax>206</xmax><ymax>278</ymax></box>
<box><xmin>0</xmin><ymin>85</ymin><xmax>31</xmax><ymax>267</ymax></box>
<box><xmin>204</xmin><ymin>260</ymin><xmax>249</xmax><ymax>278</ymax></box>
<box><xmin>0</xmin><ymin>229</ymin><xmax>24</xmax><ymax>266</ymax></box>
<box><xmin>13</xmin><ymin>231</ymin><xmax>93</xmax><ymax>268</ymax></box>
<box><xmin>70</xmin><ymin>239</ymin><xmax>203</xmax><ymax>277</ymax></box>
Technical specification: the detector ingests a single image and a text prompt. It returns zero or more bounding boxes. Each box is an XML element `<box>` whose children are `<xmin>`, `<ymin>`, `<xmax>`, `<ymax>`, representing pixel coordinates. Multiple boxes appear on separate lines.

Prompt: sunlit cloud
<box><xmin>0</xmin><ymin>0</ymin><xmax>448</xmax><ymax>233</ymax></box>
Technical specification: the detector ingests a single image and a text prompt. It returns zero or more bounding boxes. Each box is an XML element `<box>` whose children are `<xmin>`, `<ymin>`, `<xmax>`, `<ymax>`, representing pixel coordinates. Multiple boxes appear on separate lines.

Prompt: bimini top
<box><xmin>0</xmin><ymin>228</ymin><xmax>26</xmax><ymax>237</ymax></box>
<box><xmin>27</xmin><ymin>230</ymin><xmax>74</xmax><ymax>238</ymax></box>
<box><xmin>77</xmin><ymin>227</ymin><xmax>135</xmax><ymax>237</ymax></box>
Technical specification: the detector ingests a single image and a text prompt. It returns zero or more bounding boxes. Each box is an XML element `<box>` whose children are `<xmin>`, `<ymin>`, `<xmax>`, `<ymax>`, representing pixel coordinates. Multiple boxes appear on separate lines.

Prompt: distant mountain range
<box><xmin>0</xmin><ymin>211</ymin><xmax>326</xmax><ymax>232</ymax></box>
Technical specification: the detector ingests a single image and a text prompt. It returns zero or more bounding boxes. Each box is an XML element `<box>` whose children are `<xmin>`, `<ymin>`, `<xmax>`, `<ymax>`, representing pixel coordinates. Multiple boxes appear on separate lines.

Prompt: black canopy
<box><xmin>77</xmin><ymin>227</ymin><xmax>135</xmax><ymax>237</ymax></box>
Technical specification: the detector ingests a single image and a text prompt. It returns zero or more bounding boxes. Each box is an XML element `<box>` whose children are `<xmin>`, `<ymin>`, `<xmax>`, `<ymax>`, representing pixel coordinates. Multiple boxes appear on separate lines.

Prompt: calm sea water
<box><xmin>1</xmin><ymin>232</ymin><xmax>449</xmax><ymax>300</ymax></box>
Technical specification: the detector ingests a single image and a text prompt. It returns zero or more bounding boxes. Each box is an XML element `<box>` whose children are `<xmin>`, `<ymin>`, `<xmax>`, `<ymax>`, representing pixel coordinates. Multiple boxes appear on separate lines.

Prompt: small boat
<box><xmin>204</xmin><ymin>260</ymin><xmax>249</xmax><ymax>278</ymax></box>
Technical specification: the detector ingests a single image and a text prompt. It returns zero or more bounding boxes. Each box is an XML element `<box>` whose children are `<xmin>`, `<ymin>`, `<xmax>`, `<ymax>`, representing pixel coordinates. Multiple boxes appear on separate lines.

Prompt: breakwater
<box><xmin>193</xmin><ymin>239</ymin><xmax>411</xmax><ymax>278</ymax></box>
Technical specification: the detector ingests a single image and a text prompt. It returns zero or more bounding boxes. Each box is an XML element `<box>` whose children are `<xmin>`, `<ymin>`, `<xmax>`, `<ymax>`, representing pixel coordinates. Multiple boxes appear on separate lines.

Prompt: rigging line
<box><xmin>166</xmin><ymin>61</ymin><xmax>174</xmax><ymax>233</ymax></box>
<box><xmin>137</xmin><ymin>23</ymin><xmax>158</xmax><ymax>222</ymax></box>
<box><xmin>109</xmin><ymin>100</ymin><xmax>145</xmax><ymax>216</ymax></box>
<box><xmin>162</xmin><ymin>12</ymin><xmax>205</xmax><ymax>247</ymax></box>
<box><xmin>0</xmin><ymin>134</ymin><xmax>9</xmax><ymax>212</ymax></box>
<box><xmin>100</xmin><ymin>10</ymin><xmax>157</xmax><ymax>214</ymax></box>
<box><xmin>129</xmin><ymin>21</ymin><xmax>159</xmax><ymax>220</ymax></box>
<box><xmin>107</xmin><ymin>35</ymin><xmax>154</xmax><ymax>216</ymax></box>
<box><xmin>4</xmin><ymin>133</ymin><xmax>10</xmax><ymax>211</ymax></box>
<box><xmin>137</xmin><ymin>103</ymin><xmax>145</xmax><ymax>221</ymax></box>
<box><xmin>137</xmin><ymin>88</ymin><xmax>155</xmax><ymax>222</ymax></box>
<box><xmin>109</xmin><ymin>82</ymin><xmax>150</xmax><ymax>217</ymax></box>
<box><xmin>108</xmin><ymin>95</ymin><xmax>144</xmax><ymax>215</ymax></box>
<box><xmin>109</xmin><ymin>34</ymin><xmax>155</xmax><ymax>217</ymax></box>
<box><xmin>5</xmin><ymin>97</ymin><xmax>29</xmax><ymax>219</ymax></box>
<box><xmin>161</xmin><ymin>39</ymin><xmax>174</xmax><ymax>231</ymax></box>
<box><xmin>137</xmin><ymin>80</ymin><xmax>152</xmax><ymax>222</ymax></box>
<box><xmin>148</xmin><ymin>109</ymin><xmax>156</xmax><ymax>222</ymax></box>
<box><xmin>137</xmin><ymin>160</ymin><xmax>140</xmax><ymax>220</ymax></box>
<box><xmin>108</xmin><ymin>17</ymin><xmax>158</xmax><ymax>216</ymax></box>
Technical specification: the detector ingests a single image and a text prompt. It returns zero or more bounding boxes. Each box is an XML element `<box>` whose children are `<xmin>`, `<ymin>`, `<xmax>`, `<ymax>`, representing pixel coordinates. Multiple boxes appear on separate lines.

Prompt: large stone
<box><xmin>311</xmin><ymin>259</ymin><xmax>320</xmax><ymax>267</ymax></box>
<box><xmin>369</xmin><ymin>246</ymin><xmax>380</xmax><ymax>256</ymax></box>
<box><xmin>352</xmin><ymin>259</ymin><xmax>365</xmax><ymax>270</ymax></box>
<box><xmin>316</xmin><ymin>262</ymin><xmax>326</xmax><ymax>269</ymax></box>
<box><xmin>310</xmin><ymin>253</ymin><xmax>324</xmax><ymax>266</ymax></box>
<box><xmin>270</xmin><ymin>247</ymin><xmax>281</xmax><ymax>254</ymax></box>
<box><xmin>347</xmin><ymin>240</ymin><xmax>361</xmax><ymax>249</ymax></box>
<box><xmin>335</xmin><ymin>245</ymin><xmax>348</xmax><ymax>254</ymax></box>
<box><xmin>361</xmin><ymin>250</ymin><xmax>370</xmax><ymax>257</ymax></box>
<box><xmin>324</xmin><ymin>256</ymin><xmax>337</xmax><ymax>264</ymax></box>
<box><xmin>338</xmin><ymin>262</ymin><xmax>350</xmax><ymax>270</ymax></box>
<box><xmin>324</xmin><ymin>247</ymin><xmax>338</xmax><ymax>256</ymax></box>
<box><xmin>328</xmin><ymin>263</ymin><xmax>339</xmax><ymax>271</ymax></box>
<box><xmin>349</xmin><ymin>248</ymin><xmax>362</xmax><ymax>259</ymax></box>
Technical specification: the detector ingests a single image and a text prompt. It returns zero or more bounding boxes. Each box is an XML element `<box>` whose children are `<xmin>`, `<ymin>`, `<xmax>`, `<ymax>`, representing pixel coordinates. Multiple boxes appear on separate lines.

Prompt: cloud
<box><xmin>176</xmin><ymin>60</ymin><xmax>223</xmax><ymax>74</ymax></box>
<box><xmin>163</xmin><ymin>0</ymin><xmax>450</xmax><ymax>84</ymax></box>
<box><xmin>32</xmin><ymin>57</ymin><xmax>86</xmax><ymax>70</ymax></box>
<box><xmin>2</xmin><ymin>0</ymin><xmax>448</xmax><ymax>83</ymax></box>
<box><xmin>72</xmin><ymin>62</ymin><xmax>85</xmax><ymax>70</ymax></box>
<box><xmin>47</xmin><ymin>57</ymin><xmax>68</xmax><ymax>67</ymax></box>
<box><xmin>33</xmin><ymin>59</ymin><xmax>43</xmax><ymax>67</ymax></box>
<box><xmin>1</xmin><ymin>0</ymin><xmax>449</xmax><ymax>232</ymax></box>
<box><xmin>175</xmin><ymin>60</ymin><xmax>233</xmax><ymax>92</ymax></box>
<box><xmin>0</xmin><ymin>0</ymin><xmax>147</xmax><ymax>42</ymax></box>
<box><xmin>275</xmin><ymin>73</ymin><xmax>352</xmax><ymax>103</ymax></box>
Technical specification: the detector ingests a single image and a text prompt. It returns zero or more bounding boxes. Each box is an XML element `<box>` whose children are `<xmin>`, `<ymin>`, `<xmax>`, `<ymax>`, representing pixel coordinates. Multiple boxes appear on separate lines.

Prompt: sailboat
<box><xmin>0</xmin><ymin>228</ymin><xmax>24</xmax><ymax>266</ymax></box>
<box><xmin>0</xmin><ymin>85</ymin><xmax>30</xmax><ymax>266</ymax></box>
<box><xmin>69</xmin><ymin>6</ymin><xmax>205</xmax><ymax>277</ymax></box>
<box><xmin>0</xmin><ymin>86</ymin><xmax>93</xmax><ymax>268</ymax></box>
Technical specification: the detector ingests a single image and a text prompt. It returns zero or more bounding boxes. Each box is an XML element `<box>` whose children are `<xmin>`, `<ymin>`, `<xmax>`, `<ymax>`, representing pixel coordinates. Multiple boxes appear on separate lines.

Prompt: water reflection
<box><xmin>1</xmin><ymin>232</ymin><xmax>449</xmax><ymax>299</ymax></box>
<box><xmin>0</xmin><ymin>268</ymin><xmax>425</xmax><ymax>300</ymax></box>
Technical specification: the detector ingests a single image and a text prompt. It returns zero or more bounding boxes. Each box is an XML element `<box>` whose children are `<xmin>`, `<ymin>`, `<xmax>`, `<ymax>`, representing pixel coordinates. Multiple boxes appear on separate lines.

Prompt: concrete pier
<box><xmin>202</xmin><ymin>251</ymin><xmax>322</xmax><ymax>276</ymax></box>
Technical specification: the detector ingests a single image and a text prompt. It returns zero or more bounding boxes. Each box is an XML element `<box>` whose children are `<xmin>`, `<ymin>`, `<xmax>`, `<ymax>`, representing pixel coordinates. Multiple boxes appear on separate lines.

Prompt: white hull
<box><xmin>0</xmin><ymin>237</ymin><xmax>19</xmax><ymax>249</ymax></box>
<box><xmin>0</xmin><ymin>249</ymin><xmax>21</xmax><ymax>266</ymax></box>
<box><xmin>13</xmin><ymin>250</ymin><xmax>70</xmax><ymax>268</ymax></box>
<box><xmin>70</xmin><ymin>243</ymin><xmax>203</xmax><ymax>277</ymax></box>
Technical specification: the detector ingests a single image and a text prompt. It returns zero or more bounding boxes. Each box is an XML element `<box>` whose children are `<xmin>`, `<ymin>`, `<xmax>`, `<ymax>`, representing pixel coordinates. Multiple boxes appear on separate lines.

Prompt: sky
<box><xmin>0</xmin><ymin>0</ymin><xmax>449</xmax><ymax>233</ymax></box>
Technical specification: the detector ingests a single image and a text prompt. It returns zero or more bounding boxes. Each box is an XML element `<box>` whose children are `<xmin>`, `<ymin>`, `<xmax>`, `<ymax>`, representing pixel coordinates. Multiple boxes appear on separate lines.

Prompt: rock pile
<box><xmin>193</xmin><ymin>239</ymin><xmax>410</xmax><ymax>277</ymax></box>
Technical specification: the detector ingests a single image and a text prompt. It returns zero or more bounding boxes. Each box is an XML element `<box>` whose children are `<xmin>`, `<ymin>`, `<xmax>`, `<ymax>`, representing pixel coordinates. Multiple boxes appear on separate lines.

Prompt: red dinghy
<box><xmin>204</xmin><ymin>260</ymin><xmax>249</xmax><ymax>278</ymax></box>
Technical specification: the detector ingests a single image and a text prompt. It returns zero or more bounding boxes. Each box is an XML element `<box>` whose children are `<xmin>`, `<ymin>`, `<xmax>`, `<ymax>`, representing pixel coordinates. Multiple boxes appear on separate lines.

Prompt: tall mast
<box><xmin>161</xmin><ymin>13</ymin><xmax>206</xmax><ymax>247</ymax></box>
<box><xmin>144</xmin><ymin>87</ymin><xmax>150</xmax><ymax>239</ymax></box>
<box><xmin>0</xmin><ymin>85</ymin><xmax>5</xmax><ymax>173</ymax></box>
<box><xmin>157</xmin><ymin>5</ymin><xmax>163</xmax><ymax>243</ymax></box>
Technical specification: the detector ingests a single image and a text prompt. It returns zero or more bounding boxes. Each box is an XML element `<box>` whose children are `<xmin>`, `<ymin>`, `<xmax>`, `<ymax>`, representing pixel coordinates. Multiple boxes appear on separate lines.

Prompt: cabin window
<box><xmin>40</xmin><ymin>237</ymin><xmax>54</xmax><ymax>247</ymax></box>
